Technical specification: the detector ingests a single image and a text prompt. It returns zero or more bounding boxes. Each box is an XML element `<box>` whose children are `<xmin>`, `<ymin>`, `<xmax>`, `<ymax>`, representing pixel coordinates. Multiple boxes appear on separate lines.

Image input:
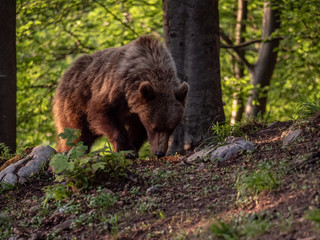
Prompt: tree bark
<box><xmin>245</xmin><ymin>1</ymin><xmax>280</xmax><ymax>118</ymax></box>
<box><xmin>0</xmin><ymin>1</ymin><xmax>17</xmax><ymax>153</ymax></box>
<box><xmin>163</xmin><ymin>0</ymin><xmax>225</xmax><ymax>154</ymax></box>
<box><xmin>231</xmin><ymin>0</ymin><xmax>247</xmax><ymax>124</ymax></box>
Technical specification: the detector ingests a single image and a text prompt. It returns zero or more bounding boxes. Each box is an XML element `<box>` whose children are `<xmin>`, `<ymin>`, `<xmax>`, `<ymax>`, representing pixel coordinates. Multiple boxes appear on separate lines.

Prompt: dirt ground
<box><xmin>1</xmin><ymin>117</ymin><xmax>320</xmax><ymax>240</ymax></box>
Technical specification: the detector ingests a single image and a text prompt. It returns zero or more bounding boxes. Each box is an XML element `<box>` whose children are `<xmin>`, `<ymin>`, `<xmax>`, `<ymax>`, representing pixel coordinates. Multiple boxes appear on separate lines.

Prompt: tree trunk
<box><xmin>0</xmin><ymin>1</ymin><xmax>17</xmax><ymax>153</ymax></box>
<box><xmin>231</xmin><ymin>0</ymin><xmax>247</xmax><ymax>124</ymax></box>
<box><xmin>245</xmin><ymin>1</ymin><xmax>280</xmax><ymax>118</ymax></box>
<box><xmin>163</xmin><ymin>0</ymin><xmax>225</xmax><ymax>154</ymax></box>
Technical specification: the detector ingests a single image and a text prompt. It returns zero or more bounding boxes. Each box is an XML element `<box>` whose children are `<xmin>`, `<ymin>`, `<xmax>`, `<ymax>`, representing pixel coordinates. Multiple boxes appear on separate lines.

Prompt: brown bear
<box><xmin>52</xmin><ymin>36</ymin><xmax>189</xmax><ymax>158</ymax></box>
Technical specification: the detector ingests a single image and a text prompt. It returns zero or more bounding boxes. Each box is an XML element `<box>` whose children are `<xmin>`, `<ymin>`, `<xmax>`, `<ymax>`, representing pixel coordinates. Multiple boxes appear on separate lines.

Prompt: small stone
<box><xmin>197</xmin><ymin>162</ymin><xmax>205</xmax><ymax>170</ymax></box>
<box><xmin>146</xmin><ymin>186</ymin><xmax>161</xmax><ymax>195</ymax></box>
<box><xmin>58</xmin><ymin>206</ymin><xmax>68</xmax><ymax>214</ymax></box>
<box><xmin>211</xmin><ymin>140</ymin><xmax>255</xmax><ymax>162</ymax></box>
<box><xmin>267</xmin><ymin>122</ymin><xmax>276</xmax><ymax>128</ymax></box>
<box><xmin>101</xmin><ymin>188</ymin><xmax>114</xmax><ymax>195</ymax></box>
<box><xmin>29</xmin><ymin>232</ymin><xmax>45</xmax><ymax>240</ymax></box>
<box><xmin>121</xmin><ymin>190</ymin><xmax>128</xmax><ymax>197</ymax></box>
<box><xmin>52</xmin><ymin>219</ymin><xmax>72</xmax><ymax>232</ymax></box>
<box><xmin>13</xmin><ymin>228</ymin><xmax>21</xmax><ymax>235</ymax></box>
<box><xmin>117</xmin><ymin>201</ymin><xmax>124</xmax><ymax>206</ymax></box>
<box><xmin>282</xmin><ymin>129</ymin><xmax>302</xmax><ymax>146</ymax></box>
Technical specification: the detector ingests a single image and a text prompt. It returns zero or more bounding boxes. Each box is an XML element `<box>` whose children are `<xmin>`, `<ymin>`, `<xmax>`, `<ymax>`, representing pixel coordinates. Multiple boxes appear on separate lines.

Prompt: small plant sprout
<box><xmin>209</xmin><ymin>219</ymin><xmax>239</xmax><ymax>240</ymax></box>
<box><xmin>296</xmin><ymin>97</ymin><xmax>320</xmax><ymax>119</ymax></box>
<box><xmin>236</xmin><ymin>167</ymin><xmax>280</xmax><ymax>205</ymax></box>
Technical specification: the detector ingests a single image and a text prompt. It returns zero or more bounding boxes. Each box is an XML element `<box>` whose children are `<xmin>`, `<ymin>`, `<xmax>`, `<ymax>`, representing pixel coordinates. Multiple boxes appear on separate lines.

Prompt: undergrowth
<box><xmin>210</xmin><ymin>114</ymin><xmax>267</xmax><ymax>144</ymax></box>
<box><xmin>236</xmin><ymin>165</ymin><xmax>280</xmax><ymax>205</ymax></box>
<box><xmin>296</xmin><ymin>97</ymin><xmax>320</xmax><ymax>119</ymax></box>
<box><xmin>48</xmin><ymin>128</ymin><xmax>131</xmax><ymax>196</ymax></box>
<box><xmin>210</xmin><ymin>213</ymin><xmax>272</xmax><ymax>240</ymax></box>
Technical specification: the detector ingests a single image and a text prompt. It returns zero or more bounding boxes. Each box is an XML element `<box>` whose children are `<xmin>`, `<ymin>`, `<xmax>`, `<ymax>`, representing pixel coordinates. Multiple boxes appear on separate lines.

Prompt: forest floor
<box><xmin>1</xmin><ymin>116</ymin><xmax>320</xmax><ymax>240</ymax></box>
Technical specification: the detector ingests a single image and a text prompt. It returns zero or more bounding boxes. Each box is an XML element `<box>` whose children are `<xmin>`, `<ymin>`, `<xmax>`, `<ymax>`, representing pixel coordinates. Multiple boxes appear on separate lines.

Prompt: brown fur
<box><xmin>52</xmin><ymin>36</ymin><xmax>189</xmax><ymax>156</ymax></box>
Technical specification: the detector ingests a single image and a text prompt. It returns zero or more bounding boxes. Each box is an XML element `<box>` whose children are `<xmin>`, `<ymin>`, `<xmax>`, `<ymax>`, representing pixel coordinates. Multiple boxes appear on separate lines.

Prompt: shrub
<box><xmin>50</xmin><ymin>128</ymin><xmax>132</xmax><ymax>191</ymax></box>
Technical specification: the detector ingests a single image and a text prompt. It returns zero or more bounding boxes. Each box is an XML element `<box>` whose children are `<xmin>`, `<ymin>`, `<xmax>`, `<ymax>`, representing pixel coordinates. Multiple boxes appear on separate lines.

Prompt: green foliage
<box><xmin>305</xmin><ymin>208</ymin><xmax>320</xmax><ymax>228</ymax></box>
<box><xmin>219</xmin><ymin>0</ymin><xmax>320</xmax><ymax>122</ymax></box>
<box><xmin>0</xmin><ymin>182</ymin><xmax>16</xmax><ymax>194</ymax></box>
<box><xmin>211</xmin><ymin>122</ymin><xmax>245</xmax><ymax>143</ymax></box>
<box><xmin>210</xmin><ymin>214</ymin><xmax>272</xmax><ymax>240</ymax></box>
<box><xmin>87</xmin><ymin>187</ymin><xmax>117</xmax><ymax>210</ymax></box>
<box><xmin>211</xmin><ymin>117</ymin><xmax>266</xmax><ymax>144</ymax></box>
<box><xmin>49</xmin><ymin>128</ymin><xmax>132</xmax><ymax>191</ymax></box>
<box><xmin>238</xmin><ymin>216</ymin><xmax>271</xmax><ymax>238</ymax></box>
<box><xmin>0</xmin><ymin>143</ymin><xmax>13</xmax><ymax>160</ymax></box>
<box><xmin>138</xmin><ymin>142</ymin><xmax>153</xmax><ymax>159</ymax></box>
<box><xmin>0</xmin><ymin>214</ymin><xmax>13</xmax><ymax>239</ymax></box>
<box><xmin>236</xmin><ymin>167</ymin><xmax>280</xmax><ymax>204</ymax></box>
<box><xmin>210</xmin><ymin>219</ymin><xmax>239</xmax><ymax>240</ymax></box>
<box><xmin>43</xmin><ymin>184</ymin><xmax>72</xmax><ymax>205</ymax></box>
<box><xmin>295</xmin><ymin>97</ymin><xmax>320</xmax><ymax>119</ymax></box>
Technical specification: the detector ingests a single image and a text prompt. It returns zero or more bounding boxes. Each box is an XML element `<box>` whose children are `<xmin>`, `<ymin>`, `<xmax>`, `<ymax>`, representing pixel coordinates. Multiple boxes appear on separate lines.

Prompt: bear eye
<box><xmin>153</xmin><ymin>126</ymin><xmax>160</xmax><ymax>132</ymax></box>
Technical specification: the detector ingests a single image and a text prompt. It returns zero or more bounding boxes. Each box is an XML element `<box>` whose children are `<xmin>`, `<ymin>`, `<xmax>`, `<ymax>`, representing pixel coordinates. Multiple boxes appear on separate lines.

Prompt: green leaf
<box><xmin>58</xmin><ymin>128</ymin><xmax>81</xmax><ymax>147</ymax></box>
<box><xmin>50</xmin><ymin>154</ymin><xmax>70</xmax><ymax>173</ymax></box>
<box><xmin>67</xmin><ymin>142</ymin><xmax>88</xmax><ymax>159</ymax></box>
<box><xmin>92</xmin><ymin>162</ymin><xmax>107</xmax><ymax>172</ymax></box>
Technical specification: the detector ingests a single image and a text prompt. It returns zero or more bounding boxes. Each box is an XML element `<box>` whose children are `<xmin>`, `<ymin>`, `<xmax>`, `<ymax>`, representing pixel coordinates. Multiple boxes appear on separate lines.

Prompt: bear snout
<box><xmin>148</xmin><ymin>131</ymin><xmax>170</xmax><ymax>158</ymax></box>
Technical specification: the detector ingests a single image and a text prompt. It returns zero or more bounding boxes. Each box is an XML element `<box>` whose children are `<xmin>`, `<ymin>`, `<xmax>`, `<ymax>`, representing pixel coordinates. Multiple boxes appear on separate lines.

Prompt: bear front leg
<box><xmin>87</xmin><ymin>111</ymin><xmax>132</xmax><ymax>153</ymax></box>
<box><xmin>127</xmin><ymin>117</ymin><xmax>147</xmax><ymax>153</ymax></box>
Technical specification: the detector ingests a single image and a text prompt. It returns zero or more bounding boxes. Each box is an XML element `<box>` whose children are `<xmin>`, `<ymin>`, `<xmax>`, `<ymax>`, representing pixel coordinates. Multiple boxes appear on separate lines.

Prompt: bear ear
<box><xmin>139</xmin><ymin>81</ymin><xmax>155</xmax><ymax>101</ymax></box>
<box><xmin>175</xmin><ymin>82</ymin><xmax>189</xmax><ymax>106</ymax></box>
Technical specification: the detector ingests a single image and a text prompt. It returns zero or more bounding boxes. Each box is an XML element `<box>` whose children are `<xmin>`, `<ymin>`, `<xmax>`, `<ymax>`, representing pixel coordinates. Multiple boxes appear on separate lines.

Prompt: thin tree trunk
<box><xmin>0</xmin><ymin>1</ymin><xmax>17</xmax><ymax>153</ymax></box>
<box><xmin>163</xmin><ymin>0</ymin><xmax>225</xmax><ymax>154</ymax></box>
<box><xmin>163</xmin><ymin>0</ymin><xmax>186</xmax><ymax>153</ymax></box>
<box><xmin>245</xmin><ymin>1</ymin><xmax>280</xmax><ymax>118</ymax></box>
<box><xmin>231</xmin><ymin>0</ymin><xmax>247</xmax><ymax>124</ymax></box>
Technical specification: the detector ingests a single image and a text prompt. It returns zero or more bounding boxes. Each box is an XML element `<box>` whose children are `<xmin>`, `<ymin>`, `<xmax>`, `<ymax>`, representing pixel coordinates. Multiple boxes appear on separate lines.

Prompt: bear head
<box><xmin>137</xmin><ymin>81</ymin><xmax>189</xmax><ymax>157</ymax></box>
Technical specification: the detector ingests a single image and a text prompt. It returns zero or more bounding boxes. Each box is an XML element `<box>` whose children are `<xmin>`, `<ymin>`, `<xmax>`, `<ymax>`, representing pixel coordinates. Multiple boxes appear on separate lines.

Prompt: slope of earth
<box><xmin>0</xmin><ymin>117</ymin><xmax>320</xmax><ymax>240</ymax></box>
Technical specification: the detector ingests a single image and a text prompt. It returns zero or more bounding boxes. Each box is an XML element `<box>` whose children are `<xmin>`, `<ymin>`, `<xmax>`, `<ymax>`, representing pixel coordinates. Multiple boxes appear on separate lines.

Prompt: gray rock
<box><xmin>0</xmin><ymin>158</ymin><xmax>29</xmax><ymax>181</ymax></box>
<box><xmin>187</xmin><ymin>147</ymin><xmax>216</xmax><ymax>162</ymax></box>
<box><xmin>101</xmin><ymin>188</ymin><xmax>114</xmax><ymax>195</ymax></box>
<box><xmin>1</xmin><ymin>173</ymin><xmax>18</xmax><ymax>188</ymax></box>
<box><xmin>0</xmin><ymin>145</ymin><xmax>56</xmax><ymax>188</ymax></box>
<box><xmin>267</xmin><ymin>122</ymin><xmax>276</xmax><ymax>128</ymax></box>
<box><xmin>58</xmin><ymin>206</ymin><xmax>68</xmax><ymax>214</ymax></box>
<box><xmin>210</xmin><ymin>140</ymin><xmax>255</xmax><ymax>162</ymax></box>
<box><xmin>17</xmin><ymin>145</ymin><xmax>56</xmax><ymax>182</ymax></box>
<box><xmin>52</xmin><ymin>219</ymin><xmax>73</xmax><ymax>232</ymax></box>
<box><xmin>146</xmin><ymin>185</ymin><xmax>162</xmax><ymax>195</ymax></box>
<box><xmin>283</xmin><ymin>129</ymin><xmax>302</xmax><ymax>146</ymax></box>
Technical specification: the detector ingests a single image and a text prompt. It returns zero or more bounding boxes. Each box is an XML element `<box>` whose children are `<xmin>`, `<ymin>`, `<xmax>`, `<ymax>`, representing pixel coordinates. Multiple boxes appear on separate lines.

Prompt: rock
<box><xmin>58</xmin><ymin>206</ymin><xmax>68</xmax><ymax>214</ymax></box>
<box><xmin>282</xmin><ymin>129</ymin><xmax>302</xmax><ymax>146</ymax></box>
<box><xmin>197</xmin><ymin>162</ymin><xmax>205</xmax><ymax>170</ymax></box>
<box><xmin>17</xmin><ymin>146</ymin><xmax>56</xmax><ymax>183</ymax></box>
<box><xmin>267</xmin><ymin>122</ymin><xmax>276</xmax><ymax>128</ymax></box>
<box><xmin>1</xmin><ymin>173</ymin><xmax>18</xmax><ymax>189</ymax></box>
<box><xmin>52</xmin><ymin>219</ymin><xmax>73</xmax><ymax>232</ymax></box>
<box><xmin>211</xmin><ymin>140</ymin><xmax>255</xmax><ymax>162</ymax></box>
<box><xmin>146</xmin><ymin>185</ymin><xmax>162</xmax><ymax>195</ymax></box>
<box><xmin>187</xmin><ymin>147</ymin><xmax>216</xmax><ymax>162</ymax></box>
<box><xmin>101</xmin><ymin>188</ymin><xmax>114</xmax><ymax>195</ymax></box>
<box><xmin>29</xmin><ymin>232</ymin><xmax>45</xmax><ymax>240</ymax></box>
<box><xmin>0</xmin><ymin>145</ymin><xmax>56</xmax><ymax>189</ymax></box>
<box><xmin>0</xmin><ymin>158</ymin><xmax>29</xmax><ymax>185</ymax></box>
